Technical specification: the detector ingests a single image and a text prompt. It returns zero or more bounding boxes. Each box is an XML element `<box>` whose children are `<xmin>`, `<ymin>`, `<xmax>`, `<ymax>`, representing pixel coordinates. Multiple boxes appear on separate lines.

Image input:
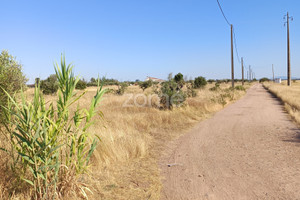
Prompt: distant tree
<box><xmin>159</xmin><ymin>80</ymin><xmax>186</xmax><ymax>109</ymax></box>
<box><xmin>76</xmin><ymin>79</ymin><xmax>87</xmax><ymax>90</ymax></box>
<box><xmin>259</xmin><ymin>77</ymin><xmax>270</xmax><ymax>83</ymax></box>
<box><xmin>90</xmin><ymin>77</ymin><xmax>96</xmax><ymax>83</ymax></box>
<box><xmin>174</xmin><ymin>73</ymin><xmax>185</xmax><ymax>89</ymax></box>
<box><xmin>40</xmin><ymin>74</ymin><xmax>59</xmax><ymax>95</ymax></box>
<box><xmin>194</xmin><ymin>76</ymin><xmax>207</xmax><ymax>89</ymax></box>
<box><xmin>139</xmin><ymin>80</ymin><xmax>153</xmax><ymax>91</ymax></box>
<box><xmin>174</xmin><ymin>73</ymin><xmax>183</xmax><ymax>83</ymax></box>
<box><xmin>116</xmin><ymin>82</ymin><xmax>128</xmax><ymax>95</ymax></box>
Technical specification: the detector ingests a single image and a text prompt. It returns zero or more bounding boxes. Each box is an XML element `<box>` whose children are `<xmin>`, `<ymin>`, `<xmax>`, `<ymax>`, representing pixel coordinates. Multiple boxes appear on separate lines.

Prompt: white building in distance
<box><xmin>145</xmin><ymin>76</ymin><xmax>165</xmax><ymax>83</ymax></box>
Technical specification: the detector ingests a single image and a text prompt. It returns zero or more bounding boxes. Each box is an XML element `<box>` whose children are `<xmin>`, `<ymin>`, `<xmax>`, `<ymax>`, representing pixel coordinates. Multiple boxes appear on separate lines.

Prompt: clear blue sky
<box><xmin>1</xmin><ymin>0</ymin><xmax>300</xmax><ymax>83</ymax></box>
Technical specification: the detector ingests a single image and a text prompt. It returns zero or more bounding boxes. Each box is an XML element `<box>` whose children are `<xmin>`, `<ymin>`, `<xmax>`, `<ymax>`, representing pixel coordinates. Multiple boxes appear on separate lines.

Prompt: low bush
<box><xmin>157</xmin><ymin>80</ymin><xmax>186</xmax><ymax>109</ymax></box>
<box><xmin>234</xmin><ymin>85</ymin><xmax>245</xmax><ymax>91</ymax></box>
<box><xmin>76</xmin><ymin>79</ymin><xmax>87</xmax><ymax>90</ymax></box>
<box><xmin>194</xmin><ymin>76</ymin><xmax>207</xmax><ymax>89</ymax></box>
<box><xmin>116</xmin><ymin>82</ymin><xmax>128</xmax><ymax>95</ymax></box>
<box><xmin>139</xmin><ymin>80</ymin><xmax>153</xmax><ymax>91</ymax></box>
<box><xmin>40</xmin><ymin>74</ymin><xmax>59</xmax><ymax>95</ymax></box>
<box><xmin>259</xmin><ymin>77</ymin><xmax>270</xmax><ymax>83</ymax></box>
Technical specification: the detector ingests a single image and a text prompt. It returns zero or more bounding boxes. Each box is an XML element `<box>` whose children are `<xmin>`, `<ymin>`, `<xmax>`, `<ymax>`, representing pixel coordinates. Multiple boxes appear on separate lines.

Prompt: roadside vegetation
<box><xmin>0</xmin><ymin>50</ymin><xmax>27</xmax><ymax>120</ymax></box>
<box><xmin>0</xmin><ymin>52</ymin><xmax>252</xmax><ymax>199</ymax></box>
<box><xmin>263</xmin><ymin>80</ymin><xmax>300</xmax><ymax>124</ymax></box>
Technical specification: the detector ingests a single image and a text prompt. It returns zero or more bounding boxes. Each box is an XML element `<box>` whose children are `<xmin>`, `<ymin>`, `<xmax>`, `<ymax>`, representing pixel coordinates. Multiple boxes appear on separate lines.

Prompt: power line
<box><xmin>216</xmin><ymin>0</ymin><xmax>241</xmax><ymax>64</ymax></box>
<box><xmin>232</xmin><ymin>27</ymin><xmax>241</xmax><ymax>63</ymax></box>
<box><xmin>216</xmin><ymin>0</ymin><xmax>231</xmax><ymax>26</ymax></box>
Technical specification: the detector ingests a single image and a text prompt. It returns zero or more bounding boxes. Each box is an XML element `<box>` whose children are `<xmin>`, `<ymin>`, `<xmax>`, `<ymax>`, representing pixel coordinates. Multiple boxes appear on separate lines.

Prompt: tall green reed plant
<box><xmin>0</xmin><ymin>54</ymin><xmax>106</xmax><ymax>199</ymax></box>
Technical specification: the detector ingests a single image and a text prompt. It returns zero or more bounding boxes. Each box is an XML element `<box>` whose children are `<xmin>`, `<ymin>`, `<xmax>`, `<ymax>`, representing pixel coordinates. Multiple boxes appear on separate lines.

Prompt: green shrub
<box><xmin>234</xmin><ymin>85</ymin><xmax>245</xmax><ymax>91</ymax></box>
<box><xmin>40</xmin><ymin>74</ymin><xmax>59</xmax><ymax>95</ymax></box>
<box><xmin>0</xmin><ymin>55</ymin><xmax>106</xmax><ymax>199</ymax></box>
<box><xmin>88</xmin><ymin>77</ymin><xmax>118</xmax><ymax>86</ymax></box>
<box><xmin>259</xmin><ymin>77</ymin><xmax>270</xmax><ymax>83</ymax></box>
<box><xmin>194</xmin><ymin>76</ymin><xmax>207</xmax><ymax>89</ymax></box>
<box><xmin>76</xmin><ymin>79</ymin><xmax>87</xmax><ymax>90</ymax></box>
<box><xmin>139</xmin><ymin>80</ymin><xmax>153</xmax><ymax>91</ymax></box>
<box><xmin>158</xmin><ymin>80</ymin><xmax>186</xmax><ymax>109</ymax></box>
<box><xmin>174</xmin><ymin>73</ymin><xmax>185</xmax><ymax>88</ymax></box>
<box><xmin>116</xmin><ymin>82</ymin><xmax>128</xmax><ymax>95</ymax></box>
<box><xmin>0</xmin><ymin>50</ymin><xmax>27</xmax><ymax>121</ymax></box>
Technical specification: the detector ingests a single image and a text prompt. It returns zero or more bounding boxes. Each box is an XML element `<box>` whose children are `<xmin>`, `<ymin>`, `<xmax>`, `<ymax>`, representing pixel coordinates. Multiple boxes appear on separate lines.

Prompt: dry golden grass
<box><xmin>264</xmin><ymin>80</ymin><xmax>300</xmax><ymax>124</ymax></box>
<box><xmin>0</xmin><ymin>82</ymin><xmax>251</xmax><ymax>199</ymax></box>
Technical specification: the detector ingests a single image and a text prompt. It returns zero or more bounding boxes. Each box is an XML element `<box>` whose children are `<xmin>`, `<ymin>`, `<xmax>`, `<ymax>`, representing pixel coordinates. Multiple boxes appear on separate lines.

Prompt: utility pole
<box><xmin>241</xmin><ymin>57</ymin><xmax>244</xmax><ymax>85</ymax></box>
<box><xmin>231</xmin><ymin>24</ymin><xmax>234</xmax><ymax>88</ymax></box>
<box><xmin>249</xmin><ymin>65</ymin><xmax>251</xmax><ymax>81</ymax></box>
<box><xmin>272</xmin><ymin>64</ymin><xmax>275</xmax><ymax>82</ymax></box>
<box><xmin>285</xmin><ymin>12</ymin><xmax>293</xmax><ymax>86</ymax></box>
<box><xmin>247</xmin><ymin>71</ymin><xmax>249</xmax><ymax>81</ymax></box>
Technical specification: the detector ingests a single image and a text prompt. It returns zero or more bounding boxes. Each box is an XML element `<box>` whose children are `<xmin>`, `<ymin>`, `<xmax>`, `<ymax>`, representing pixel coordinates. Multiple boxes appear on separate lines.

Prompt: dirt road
<box><xmin>160</xmin><ymin>84</ymin><xmax>300</xmax><ymax>200</ymax></box>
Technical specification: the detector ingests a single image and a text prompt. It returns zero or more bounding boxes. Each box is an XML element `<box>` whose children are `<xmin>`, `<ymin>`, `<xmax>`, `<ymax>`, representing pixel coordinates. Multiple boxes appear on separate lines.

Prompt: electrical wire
<box><xmin>232</xmin><ymin>27</ymin><xmax>241</xmax><ymax>63</ymax></box>
<box><xmin>216</xmin><ymin>0</ymin><xmax>231</xmax><ymax>26</ymax></box>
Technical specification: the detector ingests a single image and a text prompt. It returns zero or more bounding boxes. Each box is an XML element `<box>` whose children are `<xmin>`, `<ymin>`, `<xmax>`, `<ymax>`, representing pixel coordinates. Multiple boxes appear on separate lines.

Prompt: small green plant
<box><xmin>139</xmin><ymin>80</ymin><xmax>153</xmax><ymax>91</ymax></box>
<box><xmin>194</xmin><ymin>76</ymin><xmax>207</xmax><ymax>89</ymax></box>
<box><xmin>40</xmin><ymin>74</ymin><xmax>59</xmax><ymax>95</ymax></box>
<box><xmin>76</xmin><ymin>79</ymin><xmax>87</xmax><ymax>90</ymax></box>
<box><xmin>0</xmin><ymin>55</ymin><xmax>106</xmax><ymax>199</ymax></box>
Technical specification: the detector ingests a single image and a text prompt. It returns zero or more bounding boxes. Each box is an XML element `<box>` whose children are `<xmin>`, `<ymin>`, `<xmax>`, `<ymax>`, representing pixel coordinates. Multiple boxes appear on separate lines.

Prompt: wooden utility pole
<box><xmin>286</xmin><ymin>12</ymin><xmax>292</xmax><ymax>86</ymax></box>
<box><xmin>247</xmin><ymin>71</ymin><xmax>249</xmax><ymax>81</ymax></box>
<box><xmin>272</xmin><ymin>64</ymin><xmax>275</xmax><ymax>82</ymax></box>
<box><xmin>249</xmin><ymin>65</ymin><xmax>251</xmax><ymax>81</ymax></box>
<box><xmin>241</xmin><ymin>57</ymin><xmax>244</xmax><ymax>85</ymax></box>
<box><xmin>231</xmin><ymin>24</ymin><xmax>234</xmax><ymax>88</ymax></box>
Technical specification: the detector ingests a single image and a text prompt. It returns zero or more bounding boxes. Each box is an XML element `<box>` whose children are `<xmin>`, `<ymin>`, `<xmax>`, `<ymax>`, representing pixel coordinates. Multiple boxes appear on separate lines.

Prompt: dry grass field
<box><xmin>264</xmin><ymin>80</ymin><xmax>300</xmax><ymax>124</ymax></box>
<box><xmin>0</xmin><ymin>82</ymin><xmax>251</xmax><ymax>199</ymax></box>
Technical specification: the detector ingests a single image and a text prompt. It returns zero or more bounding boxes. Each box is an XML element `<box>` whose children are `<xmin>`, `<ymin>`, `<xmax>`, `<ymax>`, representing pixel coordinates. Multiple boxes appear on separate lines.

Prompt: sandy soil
<box><xmin>160</xmin><ymin>84</ymin><xmax>300</xmax><ymax>200</ymax></box>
